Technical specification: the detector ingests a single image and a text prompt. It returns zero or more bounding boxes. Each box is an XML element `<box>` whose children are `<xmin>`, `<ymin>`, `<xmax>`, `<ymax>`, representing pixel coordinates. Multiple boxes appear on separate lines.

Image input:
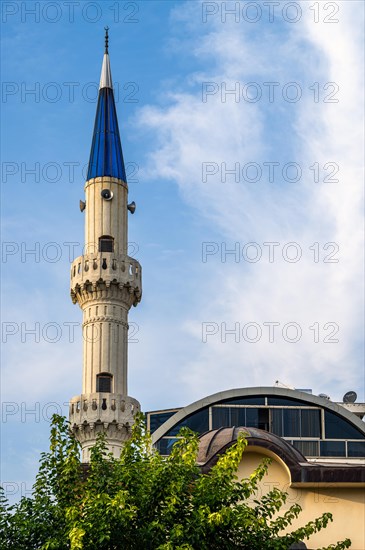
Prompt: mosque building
<box><xmin>68</xmin><ymin>31</ymin><xmax>365</xmax><ymax>549</ymax></box>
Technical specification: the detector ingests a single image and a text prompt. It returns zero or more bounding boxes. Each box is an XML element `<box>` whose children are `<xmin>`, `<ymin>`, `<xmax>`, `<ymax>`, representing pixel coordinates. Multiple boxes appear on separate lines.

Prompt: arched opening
<box><xmin>99</xmin><ymin>235</ymin><xmax>114</xmax><ymax>253</ymax></box>
<box><xmin>96</xmin><ymin>373</ymin><xmax>113</xmax><ymax>393</ymax></box>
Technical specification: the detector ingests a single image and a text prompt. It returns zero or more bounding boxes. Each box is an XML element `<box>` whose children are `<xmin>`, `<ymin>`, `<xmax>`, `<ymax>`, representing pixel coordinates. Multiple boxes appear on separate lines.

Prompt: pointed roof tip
<box><xmin>99</xmin><ymin>54</ymin><xmax>113</xmax><ymax>89</ymax></box>
<box><xmin>104</xmin><ymin>26</ymin><xmax>109</xmax><ymax>54</ymax></box>
<box><xmin>99</xmin><ymin>27</ymin><xmax>112</xmax><ymax>89</ymax></box>
<box><xmin>87</xmin><ymin>26</ymin><xmax>126</xmax><ymax>182</ymax></box>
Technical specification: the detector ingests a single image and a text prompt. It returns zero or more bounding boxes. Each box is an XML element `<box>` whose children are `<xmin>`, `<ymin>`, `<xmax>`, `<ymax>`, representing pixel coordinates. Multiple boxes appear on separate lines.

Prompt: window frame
<box><xmin>96</xmin><ymin>373</ymin><xmax>113</xmax><ymax>393</ymax></box>
<box><xmin>99</xmin><ymin>235</ymin><xmax>114</xmax><ymax>253</ymax></box>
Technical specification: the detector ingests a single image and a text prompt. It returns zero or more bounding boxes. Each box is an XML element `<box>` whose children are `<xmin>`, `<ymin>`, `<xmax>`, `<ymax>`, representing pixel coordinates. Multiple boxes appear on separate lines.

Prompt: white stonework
<box><xmin>69</xmin><ymin>174</ymin><xmax>142</xmax><ymax>460</ymax></box>
<box><xmin>69</xmin><ymin>394</ymin><xmax>140</xmax><ymax>461</ymax></box>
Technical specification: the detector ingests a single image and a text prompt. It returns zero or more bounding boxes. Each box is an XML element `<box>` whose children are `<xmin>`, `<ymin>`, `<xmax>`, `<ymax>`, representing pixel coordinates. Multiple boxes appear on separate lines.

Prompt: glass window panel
<box><xmin>212</xmin><ymin>407</ymin><xmax>231</xmax><ymax>429</ymax></box>
<box><xmin>268</xmin><ymin>397</ymin><xmax>313</xmax><ymax>406</ymax></box>
<box><xmin>258</xmin><ymin>408</ymin><xmax>270</xmax><ymax>431</ymax></box>
<box><xmin>246</xmin><ymin>408</ymin><xmax>259</xmax><ymax>428</ymax></box>
<box><xmin>156</xmin><ymin>438</ymin><xmax>178</xmax><ymax>456</ymax></box>
<box><xmin>320</xmin><ymin>441</ymin><xmax>346</xmax><ymax>457</ymax></box>
<box><xmin>292</xmin><ymin>440</ymin><xmax>319</xmax><ymax>457</ymax></box>
<box><xmin>166</xmin><ymin>408</ymin><xmax>209</xmax><ymax>436</ymax></box>
<box><xmin>271</xmin><ymin>408</ymin><xmax>283</xmax><ymax>436</ymax></box>
<box><xmin>96</xmin><ymin>374</ymin><xmax>112</xmax><ymax>393</ymax></box>
<box><xmin>347</xmin><ymin>441</ymin><xmax>365</xmax><ymax>457</ymax></box>
<box><xmin>222</xmin><ymin>397</ymin><xmax>265</xmax><ymax>405</ymax></box>
<box><xmin>283</xmin><ymin>409</ymin><xmax>300</xmax><ymax>437</ymax></box>
<box><xmin>148</xmin><ymin>411</ymin><xmax>178</xmax><ymax>434</ymax></box>
<box><xmin>99</xmin><ymin>236</ymin><xmax>114</xmax><ymax>252</ymax></box>
<box><xmin>230</xmin><ymin>408</ymin><xmax>246</xmax><ymax>426</ymax></box>
<box><xmin>324</xmin><ymin>411</ymin><xmax>365</xmax><ymax>440</ymax></box>
<box><xmin>301</xmin><ymin>409</ymin><xmax>321</xmax><ymax>437</ymax></box>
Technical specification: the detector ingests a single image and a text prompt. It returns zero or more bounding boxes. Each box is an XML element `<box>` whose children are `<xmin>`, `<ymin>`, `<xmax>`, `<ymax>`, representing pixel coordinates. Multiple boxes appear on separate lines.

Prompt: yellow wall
<box><xmin>237</xmin><ymin>448</ymin><xmax>365</xmax><ymax>549</ymax></box>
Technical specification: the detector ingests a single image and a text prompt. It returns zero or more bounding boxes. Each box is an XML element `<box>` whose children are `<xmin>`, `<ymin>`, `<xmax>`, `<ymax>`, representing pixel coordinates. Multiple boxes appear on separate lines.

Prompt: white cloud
<box><xmin>136</xmin><ymin>1</ymin><xmax>364</xmax><ymax>402</ymax></box>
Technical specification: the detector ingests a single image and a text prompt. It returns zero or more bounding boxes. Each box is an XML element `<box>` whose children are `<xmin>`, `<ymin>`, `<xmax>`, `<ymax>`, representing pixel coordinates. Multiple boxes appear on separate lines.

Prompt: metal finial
<box><xmin>104</xmin><ymin>26</ymin><xmax>109</xmax><ymax>54</ymax></box>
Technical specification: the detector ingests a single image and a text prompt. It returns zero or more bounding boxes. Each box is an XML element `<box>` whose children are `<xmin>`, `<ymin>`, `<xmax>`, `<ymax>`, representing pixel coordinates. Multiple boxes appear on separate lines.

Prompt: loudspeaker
<box><xmin>101</xmin><ymin>189</ymin><xmax>113</xmax><ymax>200</ymax></box>
<box><xmin>127</xmin><ymin>201</ymin><xmax>136</xmax><ymax>214</ymax></box>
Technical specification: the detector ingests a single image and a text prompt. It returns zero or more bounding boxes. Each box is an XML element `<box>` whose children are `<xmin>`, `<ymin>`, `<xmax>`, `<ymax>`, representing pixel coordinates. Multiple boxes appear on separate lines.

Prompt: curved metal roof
<box><xmin>152</xmin><ymin>386</ymin><xmax>365</xmax><ymax>444</ymax></box>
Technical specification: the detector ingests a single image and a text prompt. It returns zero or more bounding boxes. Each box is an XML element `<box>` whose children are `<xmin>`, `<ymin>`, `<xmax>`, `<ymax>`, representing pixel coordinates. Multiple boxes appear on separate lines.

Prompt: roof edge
<box><xmin>151</xmin><ymin>386</ymin><xmax>365</xmax><ymax>443</ymax></box>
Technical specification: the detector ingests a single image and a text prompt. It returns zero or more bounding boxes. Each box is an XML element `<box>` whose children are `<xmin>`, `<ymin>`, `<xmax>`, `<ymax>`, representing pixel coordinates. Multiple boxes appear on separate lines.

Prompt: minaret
<box><xmin>69</xmin><ymin>28</ymin><xmax>142</xmax><ymax>461</ymax></box>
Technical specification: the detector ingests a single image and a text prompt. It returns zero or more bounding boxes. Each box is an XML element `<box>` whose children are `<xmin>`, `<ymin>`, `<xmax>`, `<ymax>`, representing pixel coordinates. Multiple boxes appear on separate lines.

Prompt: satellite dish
<box><xmin>343</xmin><ymin>391</ymin><xmax>357</xmax><ymax>403</ymax></box>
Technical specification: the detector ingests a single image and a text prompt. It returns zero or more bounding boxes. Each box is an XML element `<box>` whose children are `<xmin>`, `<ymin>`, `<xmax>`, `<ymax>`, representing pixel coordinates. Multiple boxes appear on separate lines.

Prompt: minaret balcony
<box><xmin>70</xmin><ymin>253</ymin><xmax>142</xmax><ymax>305</ymax></box>
<box><xmin>69</xmin><ymin>393</ymin><xmax>141</xmax><ymax>430</ymax></box>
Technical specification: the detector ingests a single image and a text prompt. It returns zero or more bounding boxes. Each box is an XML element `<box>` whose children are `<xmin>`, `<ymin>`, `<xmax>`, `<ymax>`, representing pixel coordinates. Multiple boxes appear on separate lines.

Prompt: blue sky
<box><xmin>1</xmin><ymin>1</ymin><xmax>364</xmax><ymax>502</ymax></box>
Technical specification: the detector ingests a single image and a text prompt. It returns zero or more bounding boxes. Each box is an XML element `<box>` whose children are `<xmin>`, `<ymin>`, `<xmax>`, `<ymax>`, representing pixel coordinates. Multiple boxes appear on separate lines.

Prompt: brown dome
<box><xmin>197</xmin><ymin>426</ymin><xmax>365</xmax><ymax>484</ymax></box>
<box><xmin>197</xmin><ymin>426</ymin><xmax>306</xmax><ymax>474</ymax></box>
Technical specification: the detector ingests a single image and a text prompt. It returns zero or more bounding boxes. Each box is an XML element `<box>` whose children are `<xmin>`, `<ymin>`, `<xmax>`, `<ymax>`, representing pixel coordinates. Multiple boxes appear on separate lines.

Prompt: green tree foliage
<box><xmin>0</xmin><ymin>415</ymin><xmax>351</xmax><ymax>550</ymax></box>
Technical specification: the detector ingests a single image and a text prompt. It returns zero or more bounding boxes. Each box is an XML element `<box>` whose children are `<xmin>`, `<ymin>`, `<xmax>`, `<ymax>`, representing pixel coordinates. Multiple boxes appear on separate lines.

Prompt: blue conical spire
<box><xmin>87</xmin><ymin>28</ymin><xmax>127</xmax><ymax>182</ymax></box>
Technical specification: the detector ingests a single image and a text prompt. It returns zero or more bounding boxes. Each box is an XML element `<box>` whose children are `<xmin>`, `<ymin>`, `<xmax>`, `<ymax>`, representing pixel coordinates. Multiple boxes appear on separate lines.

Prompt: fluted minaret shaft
<box><xmin>69</xmin><ymin>30</ymin><xmax>142</xmax><ymax>461</ymax></box>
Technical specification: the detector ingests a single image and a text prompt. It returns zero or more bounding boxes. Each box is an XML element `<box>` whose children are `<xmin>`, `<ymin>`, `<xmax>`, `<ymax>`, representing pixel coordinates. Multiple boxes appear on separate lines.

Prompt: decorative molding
<box><xmin>71</xmin><ymin>282</ymin><xmax>141</xmax><ymax>308</ymax></box>
<box><xmin>84</xmin><ymin>176</ymin><xmax>128</xmax><ymax>191</ymax></box>
<box><xmin>83</xmin><ymin>317</ymin><xmax>129</xmax><ymax>328</ymax></box>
